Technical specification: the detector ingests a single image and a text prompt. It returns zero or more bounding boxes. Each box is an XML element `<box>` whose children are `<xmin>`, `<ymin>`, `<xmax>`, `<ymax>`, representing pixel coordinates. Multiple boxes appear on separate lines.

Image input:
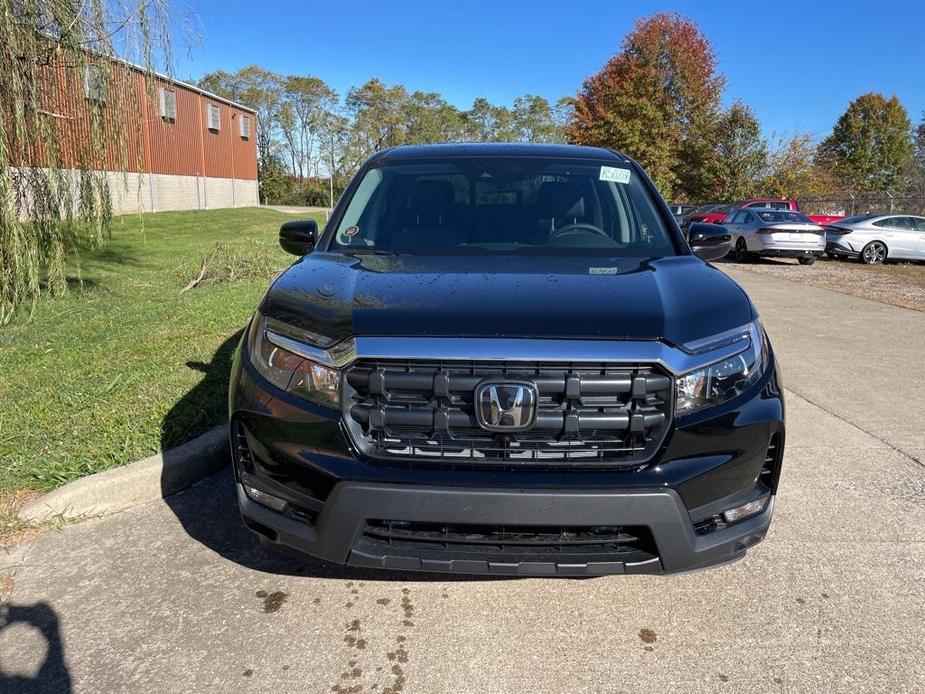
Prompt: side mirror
<box><xmin>688</xmin><ymin>222</ymin><xmax>732</xmax><ymax>262</ymax></box>
<box><xmin>279</xmin><ymin>219</ymin><xmax>318</xmax><ymax>256</ymax></box>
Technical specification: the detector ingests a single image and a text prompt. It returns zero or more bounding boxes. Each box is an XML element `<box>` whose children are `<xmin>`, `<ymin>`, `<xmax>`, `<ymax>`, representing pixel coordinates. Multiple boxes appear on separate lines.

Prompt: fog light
<box><xmin>722</xmin><ymin>498</ymin><xmax>767</xmax><ymax>524</ymax></box>
<box><xmin>242</xmin><ymin>479</ymin><xmax>288</xmax><ymax>512</ymax></box>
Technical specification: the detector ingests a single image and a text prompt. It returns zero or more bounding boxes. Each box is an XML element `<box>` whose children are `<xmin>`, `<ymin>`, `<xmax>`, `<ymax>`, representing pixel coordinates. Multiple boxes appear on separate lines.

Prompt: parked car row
<box><xmin>671</xmin><ymin>198</ymin><xmax>925</xmax><ymax>265</ymax></box>
<box><xmin>672</xmin><ymin>198</ymin><xmax>831</xmax><ymax>264</ymax></box>
<box><xmin>673</xmin><ymin>198</ymin><xmax>842</xmax><ymax>229</ymax></box>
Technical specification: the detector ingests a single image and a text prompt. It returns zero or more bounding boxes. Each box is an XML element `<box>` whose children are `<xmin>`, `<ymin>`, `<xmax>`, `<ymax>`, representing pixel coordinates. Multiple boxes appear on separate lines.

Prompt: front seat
<box><xmin>390</xmin><ymin>180</ymin><xmax>463</xmax><ymax>250</ymax></box>
<box><xmin>537</xmin><ymin>181</ymin><xmax>586</xmax><ymax>235</ymax></box>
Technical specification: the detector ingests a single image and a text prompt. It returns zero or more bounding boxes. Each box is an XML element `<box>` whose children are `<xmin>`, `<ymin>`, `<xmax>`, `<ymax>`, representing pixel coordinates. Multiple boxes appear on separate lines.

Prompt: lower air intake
<box><xmin>356</xmin><ymin>520</ymin><xmax>658</xmax><ymax>565</ymax></box>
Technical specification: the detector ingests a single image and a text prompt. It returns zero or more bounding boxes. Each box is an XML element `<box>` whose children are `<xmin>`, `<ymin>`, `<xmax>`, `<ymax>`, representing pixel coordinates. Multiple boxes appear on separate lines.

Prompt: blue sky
<box><xmin>172</xmin><ymin>0</ymin><xmax>925</xmax><ymax>141</ymax></box>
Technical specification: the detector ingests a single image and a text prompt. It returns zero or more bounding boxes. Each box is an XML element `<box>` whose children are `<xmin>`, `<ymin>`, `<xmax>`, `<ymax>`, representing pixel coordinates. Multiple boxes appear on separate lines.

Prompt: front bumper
<box><xmin>826</xmin><ymin>241</ymin><xmax>859</xmax><ymax>257</ymax></box>
<box><xmin>238</xmin><ymin>481</ymin><xmax>773</xmax><ymax>575</ymax></box>
<box><xmin>229</xmin><ymin>335</ymin><xmax>785</xmax><ymax>576</ymax></box>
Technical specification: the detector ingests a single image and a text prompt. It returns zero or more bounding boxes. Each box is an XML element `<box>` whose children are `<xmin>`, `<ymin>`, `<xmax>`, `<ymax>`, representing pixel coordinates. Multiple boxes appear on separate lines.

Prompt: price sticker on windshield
<box><xmin>599</xmin><ymin>166</ymin><xmax>631</xmax><ymax>184</ymax></box>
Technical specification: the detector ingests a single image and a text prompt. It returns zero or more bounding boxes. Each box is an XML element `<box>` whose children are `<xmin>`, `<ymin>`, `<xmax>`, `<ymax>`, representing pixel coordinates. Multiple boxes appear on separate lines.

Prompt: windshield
<box><xmin>755</xmin><ymin>210</ymin><xmax>811</xmax><ymax>223</ymax></box>
<box><xmin>327</xmin><ymin>157</ymin><xmax>679</xmax><ymax>256</ymax></box>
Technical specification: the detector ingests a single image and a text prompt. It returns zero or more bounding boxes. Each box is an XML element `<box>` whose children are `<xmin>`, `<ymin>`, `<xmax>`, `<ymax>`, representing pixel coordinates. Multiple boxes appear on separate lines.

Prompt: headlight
<box><xmin>247</xmin><ymin>314</ymin><xmax>341</xmax><ymax>408</ymax></box>
<box><xmin>676</xmin><ymin>320</ymin><xmax>769</xmax><ymax>415</ymax></box>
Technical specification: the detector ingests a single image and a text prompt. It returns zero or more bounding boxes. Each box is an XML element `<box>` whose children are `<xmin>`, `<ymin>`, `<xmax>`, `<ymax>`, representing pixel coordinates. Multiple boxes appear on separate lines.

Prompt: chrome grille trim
<box><xmin>262</xmin><ymin>333</ymin><xmax>752</xmax><ymax>376</ymax></box>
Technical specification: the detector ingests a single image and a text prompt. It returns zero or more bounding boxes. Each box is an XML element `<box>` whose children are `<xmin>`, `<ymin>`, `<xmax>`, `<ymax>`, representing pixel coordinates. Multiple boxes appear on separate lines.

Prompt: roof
<box><xmin>36</xmin><ymin>33</ymin><xmax>260</xmax><ymax>115</ymax></box>
<box><xmin>150</xmin><ymin>71</ymin><xmax>258</xmax><ymax>114</ymax></box>
<box><xmin>115</xmin><ymin>55</ymin><xmax>258</xmax><ymax>114</ymax></box>
<box><xmin>372</xmin><ymin>142</ymin><xmax>628</xmax><ymax>162</ymax></box>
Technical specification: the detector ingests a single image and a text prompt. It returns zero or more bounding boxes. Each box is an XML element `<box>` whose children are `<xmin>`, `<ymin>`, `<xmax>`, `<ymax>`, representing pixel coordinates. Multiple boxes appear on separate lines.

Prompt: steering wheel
<box><xmin>549</xmin><ymin>222</ymin><xmax>610</xmax><ymax>242</ymax></box>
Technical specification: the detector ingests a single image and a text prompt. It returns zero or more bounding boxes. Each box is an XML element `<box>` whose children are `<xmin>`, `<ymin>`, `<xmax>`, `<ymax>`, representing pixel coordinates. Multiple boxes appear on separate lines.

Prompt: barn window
<box><xmin>83</xmin><ymin>65</ymin><xmax>108</xmax><ymax>102</ymax></box>
<box><xmin>240</xmin><ymin>115</ymin><xmax>251</xmax><ymax>139</ymax></box>
<box><xmin>159</xmin><ymin>88</ymin><xmax>177</xmax><ymax>121</ymax></box>
<box><xmin>207</xmin><ymin>103</ymin><xmax>221</xmax><ymax>131</ymax></box>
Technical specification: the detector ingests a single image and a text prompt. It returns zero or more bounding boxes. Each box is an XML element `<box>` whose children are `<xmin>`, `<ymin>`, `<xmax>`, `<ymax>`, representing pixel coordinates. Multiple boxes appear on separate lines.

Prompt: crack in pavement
<box><xmin>784</xmin><ymin>386</ymin><xmax>925</xmax><ymax>471</ymax></box>
<box><xmin>0</xmin><ymin>543</ymin><xmax>32</xmax><ymax>601</ymax></box>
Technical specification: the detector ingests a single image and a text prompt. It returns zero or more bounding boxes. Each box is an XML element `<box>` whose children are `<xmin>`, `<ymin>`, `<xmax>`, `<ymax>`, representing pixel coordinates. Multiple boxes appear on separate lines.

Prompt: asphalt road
<box><xmin>2</xmin><ymin>268</ymin><xmax>924</xmax><ymax>694</ymax></box>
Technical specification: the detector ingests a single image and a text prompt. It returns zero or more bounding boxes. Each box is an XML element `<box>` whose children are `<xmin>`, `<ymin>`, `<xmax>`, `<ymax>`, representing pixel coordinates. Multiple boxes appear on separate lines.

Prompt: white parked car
<box><xmin>825</xmin><ymin>214</ymin><xmax>925</xmax><ymax>264</ymax></box>
<box><xmin>722</xmin><ymin>209</ymin><xmax>826</xmax><ymax>265</ymax></box>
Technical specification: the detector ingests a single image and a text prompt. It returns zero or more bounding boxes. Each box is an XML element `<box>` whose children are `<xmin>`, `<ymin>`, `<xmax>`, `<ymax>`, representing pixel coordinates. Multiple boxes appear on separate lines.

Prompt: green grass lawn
<box><xmin>0</xmin><ymin>207</ymin><xmax>319</xmax><ymax>497</ymax></box>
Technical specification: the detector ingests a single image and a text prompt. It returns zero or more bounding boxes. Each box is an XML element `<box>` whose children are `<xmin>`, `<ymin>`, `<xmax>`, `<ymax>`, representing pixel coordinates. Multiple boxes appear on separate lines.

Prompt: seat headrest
<box><xmin>408</xmin><ymin>180</ymin><xmax>454</xmax><ymax>217</ymax></box>
<box><xmin>539</xmin><ymin>181</ymin><xmax>585</xmax><ymax>220</ymax></box>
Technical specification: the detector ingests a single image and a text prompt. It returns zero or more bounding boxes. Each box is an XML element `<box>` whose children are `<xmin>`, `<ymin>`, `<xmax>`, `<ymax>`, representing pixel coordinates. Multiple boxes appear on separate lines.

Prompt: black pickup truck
<box><xmin>229</xmin><ymin>143</ymin><xmax>784</xmax><ymax>576</ymax></box>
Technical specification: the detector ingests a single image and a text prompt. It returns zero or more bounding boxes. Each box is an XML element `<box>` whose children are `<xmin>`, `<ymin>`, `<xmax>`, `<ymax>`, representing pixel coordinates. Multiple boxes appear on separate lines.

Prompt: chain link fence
<box><xmin>800</xmin><ymin>193</ymin><xmax>925</xmax><ymax>217</ymax></box>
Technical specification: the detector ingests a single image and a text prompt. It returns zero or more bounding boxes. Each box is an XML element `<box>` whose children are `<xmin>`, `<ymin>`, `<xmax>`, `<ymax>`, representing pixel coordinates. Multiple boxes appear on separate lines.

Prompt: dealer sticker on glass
<box><xmin>599</xmin><ymin>166</ymin><xmax>631</xmax><ymax>184</ymax></box>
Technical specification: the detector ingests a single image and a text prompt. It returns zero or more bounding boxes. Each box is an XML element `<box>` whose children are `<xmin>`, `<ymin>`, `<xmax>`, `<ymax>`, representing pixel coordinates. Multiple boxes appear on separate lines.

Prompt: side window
<box><xmin>732</xmin><ymin>210</ymin><xmax>747</xmax><ymax>223</ymax></box>
<box><xmin>745</xmin><ymin>202</ymin><xmax>764</xmax><ymax>208</ymax></box>
<box><xmin>207</xmin><ymin>104</ymin><xmax>221</xmax><ymax>131</ymax></box>
<box><xmin>874</xmin><ymin>217</ymin><xmax>909</xmax><ymax>230</ymax></box>
<box><xmin>83</xmin><ymin>65</ymin><xmax>108</xmax><ymax>102</ymax></box>
<box><xmin>912</xmin><ymin>217</ymin><xmax>925</xmax><ymax>232</ymax></box>
<box><xmin>158</xmin><ymin>88</ymin><xmax>177</xmax><ymax>121</ymax></box>
<box><xmin>769</xmin><ymin>201</ymin><xmax>789</xmax><ymax>210</ymax></box>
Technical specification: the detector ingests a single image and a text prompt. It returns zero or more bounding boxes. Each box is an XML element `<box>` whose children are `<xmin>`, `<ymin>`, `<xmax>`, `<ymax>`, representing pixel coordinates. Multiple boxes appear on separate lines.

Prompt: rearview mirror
<box><xmin>279</xmin><ymin>219</ymin><xmax>318</xmax><ymax>256</ymax></box>
<box><xmin>688</xmin><ymin>222</ymin><xmax>731</xmax><ymax>262</ymax></box>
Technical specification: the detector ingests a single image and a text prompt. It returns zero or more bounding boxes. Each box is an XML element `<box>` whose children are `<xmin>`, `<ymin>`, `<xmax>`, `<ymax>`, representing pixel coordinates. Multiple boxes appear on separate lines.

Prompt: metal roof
<box><xmin>156</xmin><ymin>73</ymin><xmax>258</xmax><ymax>114</ymax></box>
<box><xmin>115</xmin><ymin>55</ymin><xmax>258</xmax><ymax>114</ymax></box>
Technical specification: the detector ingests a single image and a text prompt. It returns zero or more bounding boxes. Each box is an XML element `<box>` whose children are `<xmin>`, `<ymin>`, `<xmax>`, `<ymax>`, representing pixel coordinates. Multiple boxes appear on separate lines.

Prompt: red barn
<box><xmin>17</xmin><ymin>56</ymin><xmax>258</xmax><ymax>214</ymax></box>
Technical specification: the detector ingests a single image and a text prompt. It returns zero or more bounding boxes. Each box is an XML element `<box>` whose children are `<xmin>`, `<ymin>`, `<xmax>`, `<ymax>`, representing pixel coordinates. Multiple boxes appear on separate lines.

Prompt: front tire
<box><xmin>798</xmin><ymin>256</ymin><xmax>816</xmax><ymax>265</ymax></box>
<box><xmin>860</xmin><ymin>241</ymin><xmax>887</xmax><ymax>265</ymax></box>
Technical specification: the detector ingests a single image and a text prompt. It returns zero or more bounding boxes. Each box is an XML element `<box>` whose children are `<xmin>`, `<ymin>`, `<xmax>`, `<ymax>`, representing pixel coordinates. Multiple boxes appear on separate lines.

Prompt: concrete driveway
<box><xmin>2</xmin><ymin>268</ymin><xmax>924</xmax><ymax>694</ymax></box>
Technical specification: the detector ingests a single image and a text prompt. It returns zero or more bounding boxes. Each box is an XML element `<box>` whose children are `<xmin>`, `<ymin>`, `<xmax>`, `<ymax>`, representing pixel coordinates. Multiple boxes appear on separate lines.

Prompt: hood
<box><xmin>261</xmin><ymin>253</ymin><xmax>756</xmax><ymax>348</ymax></box>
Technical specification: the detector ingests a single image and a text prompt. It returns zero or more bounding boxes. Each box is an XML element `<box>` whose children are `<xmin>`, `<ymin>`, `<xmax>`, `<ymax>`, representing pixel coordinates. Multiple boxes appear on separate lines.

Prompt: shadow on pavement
<box><xmin>0</xmin><ymin>602</ymin><xmax>72</xmax><ymax>693</ymax></box>
<box><xmin>161</xmin><ymin>331</ymin><xmax>505</xmax><ymax>583</ymax></box>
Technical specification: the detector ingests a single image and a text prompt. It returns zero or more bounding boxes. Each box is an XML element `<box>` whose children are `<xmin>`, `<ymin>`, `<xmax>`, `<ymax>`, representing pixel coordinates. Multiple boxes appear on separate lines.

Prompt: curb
<box><xmin>20</xmin><ymin>425</ymin><xmax>230</xmax><ymax>523</ymax></box>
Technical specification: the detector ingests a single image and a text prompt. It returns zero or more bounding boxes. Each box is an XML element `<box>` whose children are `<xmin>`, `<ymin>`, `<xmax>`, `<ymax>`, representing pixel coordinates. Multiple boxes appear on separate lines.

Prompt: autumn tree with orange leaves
<box><xmin>567</xmin><ymin>13</ymin><xmax>726</xmax><ymax>200</ymax></box>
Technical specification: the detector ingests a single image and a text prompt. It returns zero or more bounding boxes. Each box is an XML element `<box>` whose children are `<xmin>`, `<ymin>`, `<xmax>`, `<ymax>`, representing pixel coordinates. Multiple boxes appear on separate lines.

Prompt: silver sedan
<box><xmin>825</xmin><ymin>213</ymin><xmax>925</xmax><ymax>264</ymax></box>
<box><xmin>723</xmin><ymin>209</ymin><xmax>826</xmax><ymax>265</ymax></box>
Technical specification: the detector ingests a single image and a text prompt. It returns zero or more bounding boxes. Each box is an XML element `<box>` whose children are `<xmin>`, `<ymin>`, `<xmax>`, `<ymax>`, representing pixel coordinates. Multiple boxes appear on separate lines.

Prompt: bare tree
<box><xmin>283</xmin><ymin>76</ymin><xmax>337</xmax><ymax>179</ymax></box>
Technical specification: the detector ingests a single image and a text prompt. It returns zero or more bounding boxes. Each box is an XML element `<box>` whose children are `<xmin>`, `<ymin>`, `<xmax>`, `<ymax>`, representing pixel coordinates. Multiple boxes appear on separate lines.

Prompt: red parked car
<box><xmin>736</xmin><ymin>199</ymin><xmax>843</xmax><ymax>226</ymax></box>
<box><xmin>684</xmin><ymin>203</ymin><xmax>735</xmax><ymax>228</ymax></box>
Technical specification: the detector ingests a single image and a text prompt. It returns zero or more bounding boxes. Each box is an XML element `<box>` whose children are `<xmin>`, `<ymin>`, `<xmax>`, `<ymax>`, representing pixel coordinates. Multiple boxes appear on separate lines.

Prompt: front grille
<box><xmin>343</xmin><ymin>359</ymin><xmax>672</xmax><ymax>467</ymax></box>
<box><xmin>356</xmin><ymin>520</ymin><xmax>658</xmax><ymax>564</ymax></box>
